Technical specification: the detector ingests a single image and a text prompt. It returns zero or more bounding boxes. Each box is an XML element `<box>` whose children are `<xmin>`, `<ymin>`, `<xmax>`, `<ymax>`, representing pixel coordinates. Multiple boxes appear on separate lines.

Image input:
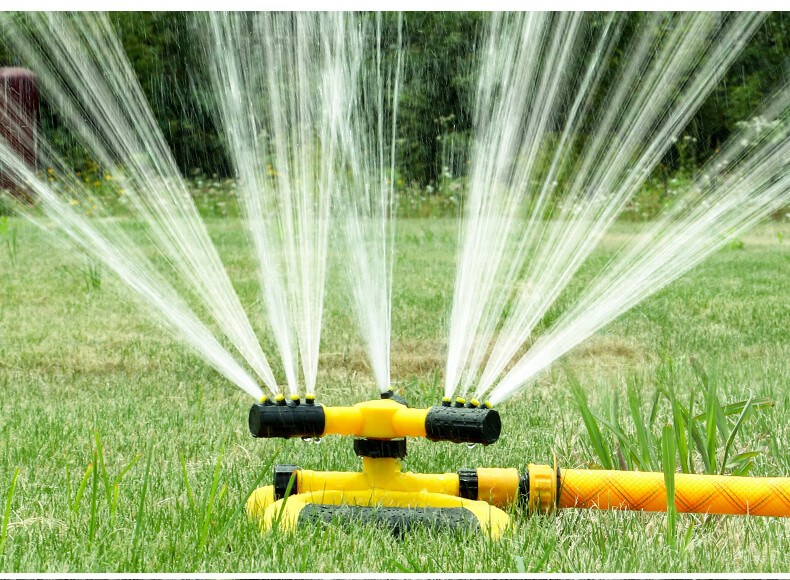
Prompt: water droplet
<box><xmin>301</xmin><ymin>437</ymin><xmax>313</xmax><ymax>443</ymax></box>
<box><xmin>313</xmin><ymin>437</ymin><xmax>322</xmax><ymax>445</ymax></box>
<box><xmin>466</xmin><ymin>443</ymin><xmax>476</xmax><ymax>449</ymax></box>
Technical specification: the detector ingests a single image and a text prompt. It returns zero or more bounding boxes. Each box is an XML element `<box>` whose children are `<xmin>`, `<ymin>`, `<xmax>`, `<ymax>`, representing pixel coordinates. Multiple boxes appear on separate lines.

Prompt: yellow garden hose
<box><xmin>559</xmin><ymin>468</ymin><xmax>790</xmax><ymax>517</ymax></box>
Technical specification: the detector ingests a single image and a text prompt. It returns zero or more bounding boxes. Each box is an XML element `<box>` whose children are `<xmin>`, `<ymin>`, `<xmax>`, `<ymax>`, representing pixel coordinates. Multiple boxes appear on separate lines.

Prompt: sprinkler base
<box><xmin>246</xmin><ymin>456</ymin><xmax>513</xmax><ymax>539</ymax></box>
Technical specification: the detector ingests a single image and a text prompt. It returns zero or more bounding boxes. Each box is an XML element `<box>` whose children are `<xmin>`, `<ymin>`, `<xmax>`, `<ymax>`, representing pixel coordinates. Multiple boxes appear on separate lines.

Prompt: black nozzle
<box><xmin>381</xmin><ymin>388</ymin><xmax>409</xmax><ymax>407</ymax></box>
<box><xmin>424</xmin><ymin>406</ymin><xmax>501</xmax><ymax>445</ymax></box>
<box><xmin>249</xmin><ymin>402</ymin><xmax>325</xmax><ymax>439</ymax></box>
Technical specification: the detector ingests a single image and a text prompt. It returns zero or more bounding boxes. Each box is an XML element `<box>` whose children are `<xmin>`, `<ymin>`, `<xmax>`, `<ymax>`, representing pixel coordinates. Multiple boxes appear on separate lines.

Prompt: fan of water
<box><xmin>0</xmin><ymin>12</ymin><xmax>277</xmax><ymax>397</ymax></box>
<box><xmin>199</xmin><ymin>12</ymin><xmax>402</xmax><ymax>395</ymax></box>
<box><xmin>0</xmin><ymin>11</ymin><xmax>402</xmax><ymax>401</ymax></box>
<box><xmin>0</xmin><ymin>107</ymin><xmax>264</xmax><ymax>399</ymax></box>
<box><xmin>489</xmin><ymin>90</ymin><xmax>790</xmax><ymax>404</ymax></box>
<box><xmin>446</xmin><ymin>12</ymin><xmax>782</xmax><ymax>405</ymax></box>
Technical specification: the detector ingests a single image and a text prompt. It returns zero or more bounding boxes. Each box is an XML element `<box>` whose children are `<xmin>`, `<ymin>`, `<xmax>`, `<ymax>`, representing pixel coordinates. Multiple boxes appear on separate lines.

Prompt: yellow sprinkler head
<box><xmin>454</xmin><ymin>397</ymin><xmax>466</xmax><ymax>408</ymax></box>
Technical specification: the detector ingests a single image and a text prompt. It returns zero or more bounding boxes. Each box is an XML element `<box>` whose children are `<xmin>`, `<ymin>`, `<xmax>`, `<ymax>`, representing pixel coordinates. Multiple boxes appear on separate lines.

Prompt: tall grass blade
<box><xmin>686</xmin><ymin>388</ymin><xmax>696</xmax><ymax>474</ymax></box>
<box><xmin>274</xmin><ymin>471</ymin><xmax>297</xmax><ymax>528</ymax></box>
<box><xmin>94</xmin><ymin>431</ymin><xmax>112</xmax><ymax>504</ymax></box>
<box><xmin>110</xmin><ymin>483</ymin><xmax>119</xmax><ymax>529</ymax></box>
<box><xmin>131</xmin><ymin>444</ymin><xmax>153</xmax><ymax>568</ymax></box>
<box><xmin>0</xmin><ymin>468</ymin><xmax>20</xmax><ymax>556</ymax></box>
<box><xmin>705</xmin><ymin>378</ymin><xmax>718</xmax><ymax>473</ymax></box>
<box><xmin>648</xmin><ymin>389</ymin><xmax>661</xmax><ymax>427</ymax></box>
<box><xmin>566</xmin><ymin>367</ymin><xmax>612</xmax><ymax>469</ymax></box>
<box><xmin>627</xmin><ymin>382</ymin><xmax>654</xmax><ymax>471</ymax></box>
<box><xmin>72</xmin><ymin>463</ymin><xmax>93</xmax><ymax>513</ymax></box>
<box><xmin>89</xmin><ymin>450</ymin><xmax>99</xmax><ymax>542</ymax></box>
<box><xmin>665</xmin><ymin>387</ymin><xmax>689</xmax><ymax>473</ymax></box>
<box><xmin>720</xmin><ymin>392</ymin><xmax>754</xmax><ymax>475</ymax></box>
<box><xmin>113</xmin><ymin>453</ymin><xmax>142</xmax><ymax>489</ymax></box>
<box><xmin>661</xmin><ymin>424</ymin><xmax>677</xmax><ymax>547</ymax></box>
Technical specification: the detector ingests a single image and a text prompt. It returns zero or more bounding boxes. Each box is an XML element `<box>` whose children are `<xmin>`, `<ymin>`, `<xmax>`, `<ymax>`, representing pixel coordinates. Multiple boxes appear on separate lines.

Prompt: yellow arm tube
<box><xmin>323</xmin><ymin>400</ymin><xmax>428</xmax><ymax>439</ymax></box>
<box><xmin>561</xmin><ymin>469</ymin><xmax>790</xmax><ymax>517</ymax></box>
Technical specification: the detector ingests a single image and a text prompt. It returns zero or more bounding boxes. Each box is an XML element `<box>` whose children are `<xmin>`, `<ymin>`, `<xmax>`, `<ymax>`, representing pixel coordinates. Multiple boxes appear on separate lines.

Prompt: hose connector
<box><xmin>527</xmin><ymin>463</ymin><xmax>558</xmax><ymax>514</ymax></box>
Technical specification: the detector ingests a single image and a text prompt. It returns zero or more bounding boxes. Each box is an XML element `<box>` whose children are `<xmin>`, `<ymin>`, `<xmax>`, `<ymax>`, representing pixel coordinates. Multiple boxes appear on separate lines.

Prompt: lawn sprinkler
<box><xmin>246</xmin><ymin>390</ymin><xmax>790</xmax><ymax>538</ymax></box>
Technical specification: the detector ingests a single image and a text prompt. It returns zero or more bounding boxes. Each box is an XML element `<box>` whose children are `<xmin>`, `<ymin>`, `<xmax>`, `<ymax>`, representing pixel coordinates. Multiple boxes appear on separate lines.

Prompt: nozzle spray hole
<box><xmin>466</xmin><ymin>443</ymin><xmax>476</xmax><ymax>450</ymax></box>
<box><xmin>301</xmin><ymin>437</ymin><xmax>313</xmax><ymax>443</ymax></box>
<box><xmin>313</xmin><ymin>437</ymin><xmax>322</xmax><ymax>444</ymax></box>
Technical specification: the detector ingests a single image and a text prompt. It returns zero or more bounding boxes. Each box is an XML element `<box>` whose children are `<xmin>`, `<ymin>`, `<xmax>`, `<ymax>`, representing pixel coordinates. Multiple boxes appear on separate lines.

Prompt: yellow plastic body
<box><xmin>321</xmin><ymin>399</ymin><xmax>429</xmax><ymax>439</ymax></box>
<box><xmin>477</xmin><ymin>467</ymin><xmax>520</xmax><ymax>505</ymax></box>
<box><xmin>247</xmin><ymin>456</ymin><xmax>512</xmax><ymax>538</ymax></box>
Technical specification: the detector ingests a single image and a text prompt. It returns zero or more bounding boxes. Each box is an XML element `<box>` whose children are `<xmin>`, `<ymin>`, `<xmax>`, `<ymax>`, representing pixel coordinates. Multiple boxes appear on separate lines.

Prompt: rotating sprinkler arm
<box><xmin>249</xmin><ymin>395</ymin><xmax>501</xmax><ymax>444</ymax></box>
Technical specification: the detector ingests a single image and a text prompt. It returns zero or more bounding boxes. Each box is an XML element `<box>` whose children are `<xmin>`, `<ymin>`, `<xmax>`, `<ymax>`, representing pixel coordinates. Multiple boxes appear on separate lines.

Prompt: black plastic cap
<box><xmin>353</xmin><ymin>438</ymin><xmax>407</xmax><ymax>459</ymax></box>
<box><xmin>273</xmin><ymin>464</ymin><xmax>299</xmax><ymax>500</ymax></box>
<box><xmin>518</xmin><ymin>472</ymin><xmax>529</xmax><ymax>507</ymax></box>
<box><xmin>249</xmin><ymin>402</ymin><xmax>325</xmax><ymax>439</ymax></box>
<box><xmin>424</xmin><ymin>406</ymin><xmax>501</xmax><ymax>445</ymax></box>
<box><xmin>380</xmin><ymin>389</ymin><xmax>409</xmax><ymax>407</ymax></box>
<box><xmin>457</xmin><ymin>468</ymin><xmax>478</xmax><ymax>500</ymax></box>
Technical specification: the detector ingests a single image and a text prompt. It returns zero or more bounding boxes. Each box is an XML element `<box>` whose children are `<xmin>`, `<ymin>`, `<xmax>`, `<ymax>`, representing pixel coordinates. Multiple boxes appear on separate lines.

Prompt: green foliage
<box><xmin>567</xmin><ymin>360</ymin><xmax>773</xmax><ymax>476</ymax></box>
<box><xmin>394</xmin><ymin>13</ymin><xmax>482</xmax><ymax>186</ymax></box>
<box><xmin>3</xmin><ymin>12</ymin><xmax>790</xmax><ymax>196</ymax></box>
<box><xmin>109</xmin><ymin>13</ymin><xmax>229</xmax><ymax>176</ymax></box>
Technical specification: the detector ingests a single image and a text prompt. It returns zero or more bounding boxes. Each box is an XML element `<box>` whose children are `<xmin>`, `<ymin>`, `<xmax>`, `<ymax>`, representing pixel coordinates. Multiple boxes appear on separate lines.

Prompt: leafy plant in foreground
<box><xmin>567</xmin><ymin>359</ymin><xmax>773</xmax><ymax>477</ymax></box>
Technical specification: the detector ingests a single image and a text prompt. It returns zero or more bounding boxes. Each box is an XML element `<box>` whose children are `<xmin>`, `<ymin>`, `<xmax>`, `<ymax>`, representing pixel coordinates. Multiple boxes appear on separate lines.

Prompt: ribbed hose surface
<box><xmin>560</xmin><ymin>469</ymin><xmax>790</xmax><ymax>517</ymax></box>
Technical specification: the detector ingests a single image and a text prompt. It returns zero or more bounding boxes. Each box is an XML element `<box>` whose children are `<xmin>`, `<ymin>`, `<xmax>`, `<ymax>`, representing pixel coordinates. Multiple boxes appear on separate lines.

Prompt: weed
<box><xmin>0</xmin><ymin>217</ymin><xmax>18</xmax><ymax>267</ymax></box>
<box><xmin>84</xmin><ymin>259</ymin><xmax>102</xmax><ymax>291</ymax></box>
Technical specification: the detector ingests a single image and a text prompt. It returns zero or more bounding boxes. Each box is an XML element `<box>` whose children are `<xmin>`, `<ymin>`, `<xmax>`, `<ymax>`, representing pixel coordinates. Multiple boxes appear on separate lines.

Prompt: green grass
<box><xmin>1</xmin><ymin>217</ymin><xmax>789</xmax><ymax>572</ymax></box>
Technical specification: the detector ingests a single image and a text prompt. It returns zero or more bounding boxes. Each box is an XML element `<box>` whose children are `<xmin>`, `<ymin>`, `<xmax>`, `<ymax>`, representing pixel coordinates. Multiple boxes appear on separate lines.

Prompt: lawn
<box><xmin>1</xmin><ymin>216</ymin><xmax>789</xmax><ymax>573</ymax></box>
